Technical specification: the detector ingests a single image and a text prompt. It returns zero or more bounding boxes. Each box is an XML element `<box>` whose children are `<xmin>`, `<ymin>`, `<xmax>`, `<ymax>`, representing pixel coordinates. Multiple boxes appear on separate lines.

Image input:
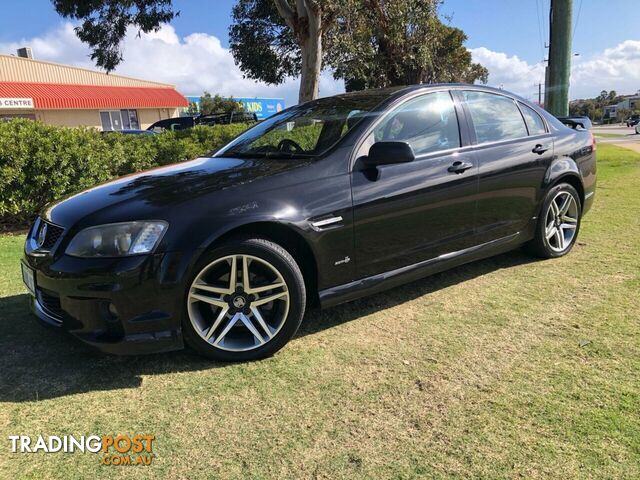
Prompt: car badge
<box><xmin>37</xmin><ymin>223</ymin><xmax>48</xmax><ymax>249</ymax></box>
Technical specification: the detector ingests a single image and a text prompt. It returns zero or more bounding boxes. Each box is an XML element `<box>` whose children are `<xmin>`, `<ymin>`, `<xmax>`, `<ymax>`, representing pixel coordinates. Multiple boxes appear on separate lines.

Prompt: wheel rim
<box><xmin>187</xmin><ymin>254</ymin><xmax>290</xmax><ymax>352</ymax></box>
<box><xmin>545</xmin><ymin>191</ymin><xmax>579</xmax><ymax>253</ymax></box>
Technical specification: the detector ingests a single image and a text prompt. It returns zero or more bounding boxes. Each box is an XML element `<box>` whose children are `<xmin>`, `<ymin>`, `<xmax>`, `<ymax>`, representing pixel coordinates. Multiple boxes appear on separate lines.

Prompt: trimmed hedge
<box><xmin>0</xmin><ymin>120</ymin><xmax>248</xmax><ymax>225</ymax></box>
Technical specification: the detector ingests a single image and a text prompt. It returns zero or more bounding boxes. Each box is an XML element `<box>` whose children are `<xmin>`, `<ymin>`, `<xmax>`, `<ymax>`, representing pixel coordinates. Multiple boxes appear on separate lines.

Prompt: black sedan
<box><xmin>22</xmin><ymin>84</ymin><xmax>597</xmax><ymax>361</ymax></box>
<box><xmin>625</xmin><ymin>115</ymin><xmax>640</xmax><ymax>127</ymax></box>
<box><xmin>102</xmin><ymin>129</ymin><xmax>156</xmax><ymax>136</ymax></box>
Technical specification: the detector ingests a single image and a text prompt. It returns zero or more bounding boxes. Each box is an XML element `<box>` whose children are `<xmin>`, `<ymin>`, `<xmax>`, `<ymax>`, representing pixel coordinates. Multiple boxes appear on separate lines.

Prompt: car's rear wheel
<box><xmin>182</xmin><ymin>238</ymin><xmax>306</xmax><ymax>361</ymax></box>
<box><xmin>526</xmin><ymin>183</ymin><xmax>582</xmax><ymax>258</ymax></box>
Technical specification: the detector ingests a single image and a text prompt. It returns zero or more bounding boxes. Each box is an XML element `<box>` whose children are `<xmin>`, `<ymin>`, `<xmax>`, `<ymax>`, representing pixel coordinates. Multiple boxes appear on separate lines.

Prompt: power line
<box><xmin>572</xmin><ymin>0</ymin><xmax>583</xmax><ymax>41</ymax></box>
<box><xmin>534</xmin><ymin>0</ymin><xmax>545</xmax><ymax>62</ymax></box>
<box><xmin>541</xmin><ymin>0</ymin><xmax>550</xmax><ymax>46</ymax></box>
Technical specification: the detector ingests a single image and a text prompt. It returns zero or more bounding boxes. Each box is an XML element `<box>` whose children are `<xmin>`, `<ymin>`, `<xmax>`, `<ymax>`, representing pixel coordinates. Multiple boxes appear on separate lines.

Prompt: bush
<box><xmin>0</xmin><ymin>120</ymin><xmax>248</xmax><ymax>225</ymax></box>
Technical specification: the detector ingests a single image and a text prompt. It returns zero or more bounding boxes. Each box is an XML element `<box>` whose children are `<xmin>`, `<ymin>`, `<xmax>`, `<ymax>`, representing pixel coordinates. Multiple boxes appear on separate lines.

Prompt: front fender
<box><xmin>165</xmin><ymin>171</ymin><xmax>355</xmax><ymax>293</ymax></box>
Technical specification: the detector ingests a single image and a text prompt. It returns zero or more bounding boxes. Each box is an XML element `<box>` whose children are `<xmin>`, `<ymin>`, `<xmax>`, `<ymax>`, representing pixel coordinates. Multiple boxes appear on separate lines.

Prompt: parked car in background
<box><xmin>635</xmin><ymin>123</ymin><xmax>640</xmax><ymax>134</ymax></box>
<box><xmin>101</xmin><ymin>129</ymin><xmax>156</xmax><ymax>136</ymax></box>
<box><xmin>148</xmin><ymin>112</ymin><xmax>258</xmax><ymax>132</ymax></box>
<box><xmin>625</xmin><ymin>115</ymin><xmax>640</xmax><ymax>127</ymax></box>
<box><xmin>22</xmin><ymin>84</ymin><xmax>596</xmax><ymax>361</ymax></box>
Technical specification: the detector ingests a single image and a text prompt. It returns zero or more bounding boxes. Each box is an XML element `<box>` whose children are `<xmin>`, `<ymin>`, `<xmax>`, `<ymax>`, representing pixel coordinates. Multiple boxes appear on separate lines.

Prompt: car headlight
<box><xmin>65</xmin><ymin>221</ymin><xmax>168</xmax><ymax>258</ymax></box>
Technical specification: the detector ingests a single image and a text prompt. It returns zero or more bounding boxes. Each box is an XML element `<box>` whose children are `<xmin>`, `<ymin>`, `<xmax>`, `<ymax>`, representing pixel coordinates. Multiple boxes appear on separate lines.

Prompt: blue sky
<box><xmin>1</xmin><ymin>0</ymin><xmax>637</xmax><ymax>64</ymax></box>
<box><xmin>1</xmin><ymin>0</ymin><xmax>639</xmax><ymax>104</ymax></box>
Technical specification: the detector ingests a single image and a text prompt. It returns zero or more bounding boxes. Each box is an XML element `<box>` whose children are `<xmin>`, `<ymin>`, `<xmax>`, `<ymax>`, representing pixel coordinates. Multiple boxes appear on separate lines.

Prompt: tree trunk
<box><xmin>298</xmin><ymin>32</ymin><xmax>322</xmax><ymax>103</ymax></box>
<box><xmin>273</xmin><ymin>0</ymin><xmax>323</xmax><ymax>104</ymax></box>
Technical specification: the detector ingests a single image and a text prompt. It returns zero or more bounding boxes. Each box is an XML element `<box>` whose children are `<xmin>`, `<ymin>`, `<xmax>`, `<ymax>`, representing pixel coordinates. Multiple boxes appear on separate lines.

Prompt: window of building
<box><xmin>368</xmin><ymin>91</ymin><xmax>460</xmax><ymax>156</ymax></box>
<box><xmin>463</xmin><ymin>91</ymin><xmax>528</xmax><ymax>144</ymax></box>
<box><xmin>100</xmin><ymin>110</ymin><xmax>140</xmax><ymax>131</ymax></box>
<box><xmin>518</xmin><ymin>103</ymin><xmax>547</xmax><ymax>135</ymax></box>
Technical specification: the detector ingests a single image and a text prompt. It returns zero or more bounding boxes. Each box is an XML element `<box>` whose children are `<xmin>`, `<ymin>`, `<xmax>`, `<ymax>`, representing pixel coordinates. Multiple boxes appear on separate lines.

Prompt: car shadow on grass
<box><xmin>0</xmin><ymin>250</ymin><xmax>537</xmax><ymax>402</ymax></box>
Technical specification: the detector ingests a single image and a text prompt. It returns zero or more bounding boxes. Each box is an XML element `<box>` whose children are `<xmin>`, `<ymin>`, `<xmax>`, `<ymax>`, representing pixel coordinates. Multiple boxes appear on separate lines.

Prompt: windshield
<box><xmin>216</xmin><ymin>90</ymin><xmax>398</xmax><ymax>159</ymax></box>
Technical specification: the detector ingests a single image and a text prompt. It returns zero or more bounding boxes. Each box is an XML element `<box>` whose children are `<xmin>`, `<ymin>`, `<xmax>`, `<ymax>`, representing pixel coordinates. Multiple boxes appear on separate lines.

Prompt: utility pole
<box><xmin>544</xmin><ymin>0</ymin><xmax>572</xmax><ymax>116</ymax></box>
<box><xmin>538</xmin><ymin>82</ymin><xmax>542</xmax><ymax>105</ymax></box>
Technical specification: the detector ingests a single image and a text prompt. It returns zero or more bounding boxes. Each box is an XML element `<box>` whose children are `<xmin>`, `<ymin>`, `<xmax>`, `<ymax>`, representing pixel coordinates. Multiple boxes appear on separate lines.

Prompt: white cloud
<box><xmin>469</xmin><ymin>47</ymin><xmax>546</xmax><ymax>101</ymax></box>
<box><xmin>2</xmin><ymin>22</ymin><xmax>639</xmax><ymax>104</ymax></box>
<box><xmin>472</xmin><ymin>40</ymin><xmax>640</xmax><ymax>101</ymax></box>
<box><xmin>0</xmin><ymin>22</ymin><xmax>344</xmax><ymax>107</ymax></box>
<box><xmin>571</xmin><ymin>40</ymin><xmax>640</xmax><ymax>98</ymax></box>
<box><xmin>0</xmin><ymin>23</ymin><xmax>95</xmax><ymax>70</ymax></box>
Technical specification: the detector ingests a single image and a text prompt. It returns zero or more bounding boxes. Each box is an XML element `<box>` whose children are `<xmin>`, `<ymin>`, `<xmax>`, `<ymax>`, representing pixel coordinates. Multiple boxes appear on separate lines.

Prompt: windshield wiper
<box><xmin>264</xmin><ymin>151</ymin><xmax>315</xmax><ymax>159</ymax></box>
<box><xmin>217</xmin><ymin>151</ymin><xmax>267</xmax><ymax>158</ymax></box>
<box><xmin>218</xmin><ymin>150</ymin><xmax>314</xmax><ymax>160</ymax></box>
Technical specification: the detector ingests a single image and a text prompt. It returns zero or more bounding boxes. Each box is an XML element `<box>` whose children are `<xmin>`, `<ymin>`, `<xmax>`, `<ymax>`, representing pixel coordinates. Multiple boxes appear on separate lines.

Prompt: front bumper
<box><xmin>23</xmin><ymin>251</ymin><xmax>191</xmax><ymax>355</ymax></box>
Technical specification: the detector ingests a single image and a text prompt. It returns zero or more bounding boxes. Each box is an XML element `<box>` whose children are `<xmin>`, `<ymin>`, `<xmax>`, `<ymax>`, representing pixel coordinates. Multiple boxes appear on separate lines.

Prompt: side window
<box><xmin>371</xmin><ymin>91</ymin><xmax>461</xmax><ymax>156</ymax></box>
<box><xmin>518</xmin><ymin>103</ymin><xmax>547</xmax><ymax>135</ymax></box>
<box><xmin>463</xmin><ymin>91</ymin><xmax>528</xmax><ymax>144</ymax></box>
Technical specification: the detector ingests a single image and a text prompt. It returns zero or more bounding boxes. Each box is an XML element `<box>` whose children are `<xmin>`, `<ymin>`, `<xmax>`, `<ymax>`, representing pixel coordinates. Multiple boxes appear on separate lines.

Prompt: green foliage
<box><xmin>0</xmin><ymin>120</ymin><xmax>248</xmax><ymax>224</ymax></box>
<box><xmin>231</xmin><ymin>0</ymin><xmax>335</xmax><ymax>102</ymax></box>
<box><xmin>229</xmin><ymin>0</ymin><xmax>302</xmax><ymax>85</ymax></box>
<box><xmin>231</xmin><ymin>0</ymin><xmax>487</xmax><ymax>94</ymax></box>
<box><xmin>53</xmin><ymin>0</ymin><xmax>486</xmax><ymax>104</ymax></box>
<box><xmin>52</xmin><ymin>0</ymin><xmax>177</xmax><ymax>71</ymax></box>
<box><xmin>199</xmin><ymin>92</ymin><xmax>244</xmax><ymax>115</ymax></box>
<box><xmin>186</xmin><ymin>102</ymin><xmax>200</xmax><ymax>115</ymax></box>
<box><xmin>328</xmin><ymin>0</ymin><xmax>488</xmax><ymax>89</ymax></box>
<box><xmin>251</xmin><ymin>123</ymin><xmax>324</xmax><ymax>151</ymax></box>
<box><xmin>569</xmin><ymin>90</ymin><xmax>624</xmax><ymax>122</ymax></box>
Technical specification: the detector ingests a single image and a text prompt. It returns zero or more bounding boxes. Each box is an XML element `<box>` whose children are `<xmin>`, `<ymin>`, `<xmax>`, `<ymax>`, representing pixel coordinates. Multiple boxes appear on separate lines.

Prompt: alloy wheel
<box><xmin>544</xmin><ymin>191</ymin><xmax>579</xmax><ymax>253</ymax></box>
<box><xmin>187</xmin><ymin>254</ymin><xmax>290</xmax><ymax>352</ymax></box>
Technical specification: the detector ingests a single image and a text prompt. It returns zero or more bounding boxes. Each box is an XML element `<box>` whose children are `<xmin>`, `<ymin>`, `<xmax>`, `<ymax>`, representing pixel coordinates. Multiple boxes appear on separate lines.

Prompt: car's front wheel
<box><xmin>182</xmin><ymin>237</ymin><xmax>306</xmax><ymax>361</ymax></box>
<box><xmin>526</xmin><ymin>183</ymin><xmax>582</xmax><ymax>258</ymax></box>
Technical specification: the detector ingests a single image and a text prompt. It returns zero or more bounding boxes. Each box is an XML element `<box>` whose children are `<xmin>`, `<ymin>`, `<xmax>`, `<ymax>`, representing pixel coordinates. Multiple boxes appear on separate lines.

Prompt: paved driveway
<box><xmin>592</xmin><ymin>125</ymin><xmax>640</xmax><ymax>145</ymax></box>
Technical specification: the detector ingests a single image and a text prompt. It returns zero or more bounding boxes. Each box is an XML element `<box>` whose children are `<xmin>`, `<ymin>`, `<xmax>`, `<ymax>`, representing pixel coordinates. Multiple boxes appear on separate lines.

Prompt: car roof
<box><xmin>311</xmin><ymin>83</ymin><xmax>534</xmax><ymax>111</ymax></box>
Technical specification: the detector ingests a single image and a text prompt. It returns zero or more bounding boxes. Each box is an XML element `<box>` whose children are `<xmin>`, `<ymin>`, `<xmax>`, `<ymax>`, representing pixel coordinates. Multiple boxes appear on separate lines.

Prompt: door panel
<box><xmin>472</xmin><ymin>138</ymin><xmax>552</xmax><ymax>243</ymax></box>
<box><xmin>459</xmin><ymin>90</ymin><xmax>553</xmax><ymax>243</ymax></box>
<box><xmin>351</xmin><ymin>90</ymin><xmax>478</xmax><ymax>279</ymax></box>
<box><xmin>352</xmin><ymin>150</ymin><xmax>478</xmax><ymax>278</ymax></box>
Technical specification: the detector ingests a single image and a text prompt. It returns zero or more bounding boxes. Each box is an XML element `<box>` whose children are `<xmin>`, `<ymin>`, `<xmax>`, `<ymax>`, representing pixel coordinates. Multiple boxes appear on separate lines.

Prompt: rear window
<box><xmin>519</xmin><ymin>103</ymin><xmax>547</xmax><ymax>135</ymax></box>
<box><xmin>463</xmin><ymin>91</ymin><xmax>528</xmax><ymax>144</ymax></box>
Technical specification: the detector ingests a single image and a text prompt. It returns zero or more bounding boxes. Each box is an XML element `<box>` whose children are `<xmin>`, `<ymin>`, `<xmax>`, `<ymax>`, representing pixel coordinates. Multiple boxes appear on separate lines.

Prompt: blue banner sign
<box><xmin>185</xmin><ymin>96</ymin><xmax>285</xmax><ymax>120</ymax></box>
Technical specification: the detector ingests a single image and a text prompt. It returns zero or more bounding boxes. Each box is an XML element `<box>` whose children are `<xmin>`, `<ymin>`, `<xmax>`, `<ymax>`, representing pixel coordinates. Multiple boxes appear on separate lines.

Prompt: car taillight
<box><xmin>590</xmin><ymin>131</ymin><xmax>596</xmax><ymax>152</ymax></box>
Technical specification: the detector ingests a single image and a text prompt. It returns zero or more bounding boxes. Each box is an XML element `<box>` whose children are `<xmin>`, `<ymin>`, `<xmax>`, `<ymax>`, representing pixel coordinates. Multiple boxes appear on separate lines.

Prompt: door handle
<box><xmin>448</xmin><ymin>161</ymin><xmax>473</xmax><ymax>174</ymax></box>
<box><xmin>532</xmin><ymin>144</ymin><xmax>550</xmax><ymax>155</ymax></box>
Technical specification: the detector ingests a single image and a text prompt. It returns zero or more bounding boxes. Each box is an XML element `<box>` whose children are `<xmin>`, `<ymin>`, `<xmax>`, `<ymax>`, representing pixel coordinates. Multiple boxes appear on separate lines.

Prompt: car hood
<box><xmin>43</xmin><ymin>156</ymin><xmax>307</xmax><ymax>228</ymax></box>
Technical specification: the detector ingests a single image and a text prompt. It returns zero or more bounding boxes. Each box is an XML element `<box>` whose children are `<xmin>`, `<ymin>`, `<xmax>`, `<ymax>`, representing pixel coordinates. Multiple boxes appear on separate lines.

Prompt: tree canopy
<box><xmin>326</xmin><ymin>0</ymin><xmax>488</xmax><ymax>90</ymax></box>
<box><xmin>53</xmin><ymin>0</ymin><xmax>177</xmax><ymax>71</ymax></box>
<box><xmin>229</xmin><ymin>0</ymin><xmax>338</xmax><ymax>101</ymax></box>
<box><xmin>569</xmin><ymin>90</ymin><xmax>625</xmax><ymax>122</ymax></box>
<box><xmin>199</xmin><ymin>93</ymin><xmax>244</xmax><ymax>115</ymax></box>
<box><xmin>51</xmin><ymin>0</ymin><xmax>488</xmax><ymax>103</ymax></box>
<box><xmin>231</xmin><ymin>0</ymin><xmax>488</xmax><ymax>94</ymax></box>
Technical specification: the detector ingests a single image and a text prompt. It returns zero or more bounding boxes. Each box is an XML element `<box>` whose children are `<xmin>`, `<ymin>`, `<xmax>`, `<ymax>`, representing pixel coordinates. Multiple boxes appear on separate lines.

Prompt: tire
<box><xmin>182</xmin><ymin>237</ymin><xmax>306</xmax><ymax>361</ymax></box>
<box><xmin>526</xmin><ymin>183</ymin><xmax>582</xmax><ymax>258</ymax></box>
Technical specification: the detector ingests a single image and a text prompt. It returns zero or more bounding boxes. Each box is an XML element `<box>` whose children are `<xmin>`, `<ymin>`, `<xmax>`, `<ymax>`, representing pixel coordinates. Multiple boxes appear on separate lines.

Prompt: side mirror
<box><xmin>362</xmin><ymin>141</ymin><xmax>415</xmax><ymax>168</ymax></box>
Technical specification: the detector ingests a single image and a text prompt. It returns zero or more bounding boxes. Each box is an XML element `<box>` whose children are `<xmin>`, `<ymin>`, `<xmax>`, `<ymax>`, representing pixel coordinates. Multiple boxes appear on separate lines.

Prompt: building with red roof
<box><xmin>0</xmin><ymin>48</ymin><xmax>187</xmax><ymax>130</ymax></box>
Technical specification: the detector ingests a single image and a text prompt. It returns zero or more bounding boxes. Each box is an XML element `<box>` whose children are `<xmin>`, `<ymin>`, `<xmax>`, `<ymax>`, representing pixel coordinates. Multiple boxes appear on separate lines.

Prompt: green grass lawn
<box><xmin>1</xmin><ymin>144</ymin><xmax>639</xmax><ymax>479</ymax></box>
<box><xmin>593</xmin><ymin>132</ymin><xmax>626</xmax><ymax>138</ymax></box>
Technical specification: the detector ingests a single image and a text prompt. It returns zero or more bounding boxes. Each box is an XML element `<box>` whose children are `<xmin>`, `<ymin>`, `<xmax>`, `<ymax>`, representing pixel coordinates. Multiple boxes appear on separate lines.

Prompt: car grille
<box><xmin>34</xmin><ymin>219</ymin><xmax>65</xmax><ymax>251</ymax></box>
<box><xmin>37</xmin><ymin>289</ymin><xmax>64</xmax><ymax>323</ymax></box>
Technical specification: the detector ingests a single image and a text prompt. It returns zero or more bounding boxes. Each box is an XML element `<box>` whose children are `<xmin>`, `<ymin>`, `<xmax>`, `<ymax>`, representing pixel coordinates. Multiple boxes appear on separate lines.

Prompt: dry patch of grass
<box><xmin>0</xmin><ymin>144</ymin><xmax>639</xmax><ymax>479</ymax></box>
